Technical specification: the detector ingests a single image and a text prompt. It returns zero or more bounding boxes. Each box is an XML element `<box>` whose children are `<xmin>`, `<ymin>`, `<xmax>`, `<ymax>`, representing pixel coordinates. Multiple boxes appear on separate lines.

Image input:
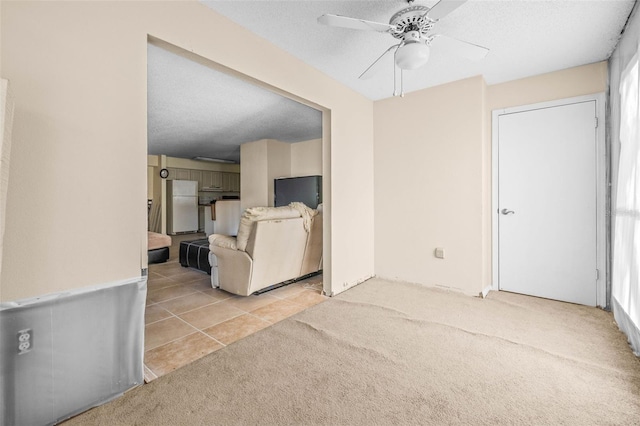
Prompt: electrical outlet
<box><xmin>435</xmin><ymin>248</ymin><xmax>445</xmax><ymax>259</ymax></box>
<box><xmin>17</xmin><ymin>329</ymin><xmax>32</xmax><ymax>355</ymax></box>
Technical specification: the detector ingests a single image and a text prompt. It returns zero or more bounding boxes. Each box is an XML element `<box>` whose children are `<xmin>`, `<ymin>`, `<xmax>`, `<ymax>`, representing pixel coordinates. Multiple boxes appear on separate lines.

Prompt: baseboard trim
<box><xmin>329</xmin><ymin>273</ymin><xmax>374</xmax><ymax>297</ymax></box>
<box><xmin>612</xmin><ymin>297</ymin><xmax>640</xmax><ymax>356</ymax></box>
<box><xmin>480</xmin><ymin>286</ymin><xmax>492</xmax><ymax>299</ymax></box>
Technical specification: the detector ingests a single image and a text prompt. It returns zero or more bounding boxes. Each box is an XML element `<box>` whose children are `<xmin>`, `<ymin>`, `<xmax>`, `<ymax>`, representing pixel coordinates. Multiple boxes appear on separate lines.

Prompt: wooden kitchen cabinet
<box><xmin>190</xmin><ymin>170</ymin><xmax>203</xmax><ymax>189</ymax></box>
<box><xmin>201</xmin><ymin>171</ymin><xmax>222</xmax><ymax>189</ymax></box>
<box><xmin>212</xmin><ymin>172</ymin><xmax>223</xmax><ymax>189</ymax></box>
<box><xmin>201</xmin><ymin>171</ymin><xmax>211</xmax><ymax>188</ymax></box>
<box><xmin>230</xmin><ymin>173</ymin><xmax>240</xmax><ymax>191</ymax></box>
<box><xmin>221</xmin><ymin>173</ymin><xmax>231</xmax><ymax>191</ymax></box>
<box><xmin>166</xmin><ymin>167</ymin><xmax>237</xmax><ymax>192</ymax></box>
<box><xmin>168</xmin><ymin>168</ymin><xmax>190</xmax><ymax>180</ymax></box>
<box><xmin>221</xmin><ymin>172</ymin><xmax>240</xmax><ymax>191</ymax></box>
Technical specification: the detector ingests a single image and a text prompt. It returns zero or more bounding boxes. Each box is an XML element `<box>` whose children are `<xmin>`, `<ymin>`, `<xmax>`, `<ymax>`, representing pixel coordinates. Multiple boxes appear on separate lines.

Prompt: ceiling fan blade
<box><xmin>425</xmin><ymin>0</ymin><xmax>468</xmax><ymax>21</ymax></box>
<box><xmin>359</xmin><ymin>44</ymin><xmax>401</xmax><ymax>80</ymax></box>
<box><xmin>318</xmin><ymin>14</ymin><xmax>395</xmax><ymax>33</ymax></box>
<box><xmin>430</xmin><ymin>34</ymin><xmax>489</xmax><ymax>61</ymax></box>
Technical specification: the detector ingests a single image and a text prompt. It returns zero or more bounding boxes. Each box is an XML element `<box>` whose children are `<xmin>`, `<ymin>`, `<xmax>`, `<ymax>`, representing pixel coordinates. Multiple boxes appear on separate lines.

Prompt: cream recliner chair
<box><xmin>208</xmin><ymin>203</ymin><xmax>322</xmax><ymax>296</ymax></box>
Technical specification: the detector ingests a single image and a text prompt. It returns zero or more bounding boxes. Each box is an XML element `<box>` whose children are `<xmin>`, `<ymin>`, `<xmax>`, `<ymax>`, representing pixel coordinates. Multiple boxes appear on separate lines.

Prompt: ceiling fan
<box><xmin>318</xmin><ymin>0</ymin><xmax>489</xmax><ymax>96</ymax></box>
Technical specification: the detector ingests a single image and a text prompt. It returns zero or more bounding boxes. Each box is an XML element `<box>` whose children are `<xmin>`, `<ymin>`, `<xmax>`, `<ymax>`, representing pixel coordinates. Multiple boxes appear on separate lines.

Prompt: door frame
<box><xmin>148</xmin><ymin>36</ymin><xmax>333</xmax><ymax>296</ymax></box>
<box><xmin>491</xmin><ymin>93</ymin><xmax>607</xmax><ymax>307</ymax></box>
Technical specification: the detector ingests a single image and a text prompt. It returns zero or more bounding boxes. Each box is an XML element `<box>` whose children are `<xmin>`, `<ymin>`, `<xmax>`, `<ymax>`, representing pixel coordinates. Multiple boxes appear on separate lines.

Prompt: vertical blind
<box><xmin>612</xmin><ymin>52</ymin><xmax>640</xmax><ymax>354</ymax></box>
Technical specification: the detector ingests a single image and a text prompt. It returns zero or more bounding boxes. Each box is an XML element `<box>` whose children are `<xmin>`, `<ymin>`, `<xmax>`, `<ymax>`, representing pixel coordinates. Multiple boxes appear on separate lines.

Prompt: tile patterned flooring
<box><xmin>144</xmin><ymin>234</ymin><xmax>325</xmax><ymax>382</ymax></box>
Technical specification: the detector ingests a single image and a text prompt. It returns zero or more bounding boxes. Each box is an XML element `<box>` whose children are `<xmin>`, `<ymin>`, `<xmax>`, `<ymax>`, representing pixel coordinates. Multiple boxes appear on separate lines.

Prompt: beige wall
<box><xmin>374</xmin><ymin>76</ymin><xmax>487</xmax><ymax>295</ymax></box>
<box><xmin>373</xmin><ymin>62</ymin><xmax>607</xmax><ymax>296</ymax></box>
<box><xmin>267</xmin><ymin>139</ymin><xmax>291</xmax><ymax>207</ymax></box>
<box><xmin>486</xmin><ymin>62</ymin><xmax>607</xmax><ymax>113</ymax></box>
<box><xmin>147</xmin><ymin>156</ymin><xmax>158</xmax><ymax>202</ymax></box>
<box><xmin>240</xmin><ymin>140</ymin><xmax>269</xmax><ymax>211</ymax></box>
<box><xmin>147</xmin><ymin>167</ymin><xmax>154</xmax><ymax>200</ymax></box>
<box><xmin>3</xmin><ymin>1</ymin><xmax>598</xmax><ymax>302</ymax></box>
<box><xmin>240</xmin><ymin>138</ymin><xmax>322</xmax><ymax>211</ymax></box>
<box><xmin>0</xmin><ymin>3</ymin><xmax>3</xmax><ymax>74</ymax></box>
<box><xmin>0</xmin><ymin>1</ymin><xmax>375</xmax><ymax>301</ymax></box>
<box><xmin>291</xmin><ymin>138</ymin><xmax>322</xmax><ymax>176</ymax></box>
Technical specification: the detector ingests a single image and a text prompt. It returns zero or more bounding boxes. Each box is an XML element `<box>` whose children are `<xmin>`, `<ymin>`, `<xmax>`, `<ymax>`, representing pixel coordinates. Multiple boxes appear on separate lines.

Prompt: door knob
<box><xmin>501</xmin><ymin>208</ymin><xmax>515</xmax><ymax>215</ymax></box>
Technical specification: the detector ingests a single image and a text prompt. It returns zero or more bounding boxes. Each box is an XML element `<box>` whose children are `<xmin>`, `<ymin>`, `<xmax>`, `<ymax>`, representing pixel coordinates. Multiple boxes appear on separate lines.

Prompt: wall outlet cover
<box><xmin>17</xmin><ymin>329</ymin><xmax>32</xmax><ymax>355</ymax></box>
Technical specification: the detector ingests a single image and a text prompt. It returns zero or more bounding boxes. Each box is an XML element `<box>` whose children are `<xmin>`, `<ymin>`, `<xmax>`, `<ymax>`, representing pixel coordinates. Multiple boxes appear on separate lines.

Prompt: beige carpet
<box><xmin>66</xmin><ymin>278</ymin><xmax>640</xmax><ymax>425</ymax></box>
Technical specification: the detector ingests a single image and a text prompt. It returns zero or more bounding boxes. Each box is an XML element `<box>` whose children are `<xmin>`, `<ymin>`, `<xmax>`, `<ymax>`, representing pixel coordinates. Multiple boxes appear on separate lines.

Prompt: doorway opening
<box><xmin>144</xmin><ymin>37</ymin><xmax>330</xmax><ymax>381</ymax></box>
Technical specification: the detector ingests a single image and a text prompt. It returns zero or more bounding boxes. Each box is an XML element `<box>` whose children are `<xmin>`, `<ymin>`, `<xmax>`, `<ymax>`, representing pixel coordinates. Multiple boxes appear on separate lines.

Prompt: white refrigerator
<box><xmin>167</xmin><ymin>180</ymin><xmax>198</xmax><ymax>234</ymax></box>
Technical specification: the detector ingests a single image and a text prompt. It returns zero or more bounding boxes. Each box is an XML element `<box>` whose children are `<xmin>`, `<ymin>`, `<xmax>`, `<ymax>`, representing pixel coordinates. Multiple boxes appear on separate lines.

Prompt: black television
<box><xmin>274</xmin><ymin>175</ymin><xmax>322</xmax><ymax>209</ymax></box>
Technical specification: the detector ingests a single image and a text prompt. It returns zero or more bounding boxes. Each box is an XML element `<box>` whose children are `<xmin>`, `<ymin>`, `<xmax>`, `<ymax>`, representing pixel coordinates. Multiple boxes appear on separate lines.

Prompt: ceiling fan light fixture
<box><xmin>395</xmin><ymin>41</ymin><xmax>430</xmax><ymax>70</ymax></box>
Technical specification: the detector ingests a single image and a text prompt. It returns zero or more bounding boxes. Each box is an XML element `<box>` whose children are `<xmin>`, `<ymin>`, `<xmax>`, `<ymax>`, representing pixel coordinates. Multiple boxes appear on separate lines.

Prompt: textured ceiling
<box><xmin>203</xmin><ymin>0</ymin><xmax>635</xmax><ymax>100</ymax></box>
<box><xmin>149</xmin><ymin>0</ymin><xmax>635</xmax><ymax>161</ymax></box>
<box><xmin>147</xmin><ymin>43</ymin><xmax>323</xmax><ymax>162</ymax></box>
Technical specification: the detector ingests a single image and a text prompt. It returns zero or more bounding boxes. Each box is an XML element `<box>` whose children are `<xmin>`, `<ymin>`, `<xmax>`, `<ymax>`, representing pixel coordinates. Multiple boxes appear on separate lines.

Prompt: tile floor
<box><xmin>144</xmin><ymin>233</ymin><xmax>325</xmax><ymax>382</ymax></box>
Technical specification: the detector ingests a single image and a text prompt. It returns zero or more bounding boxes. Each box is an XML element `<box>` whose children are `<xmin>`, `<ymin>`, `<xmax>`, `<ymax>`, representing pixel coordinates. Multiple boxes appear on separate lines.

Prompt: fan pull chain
<box><xmin>393</xmin><ymin>65</ymin><xmax>398</xmax><ymax>97</ymax></box>
<box><xmin>392</xmin><ymin>66</ymin><xmax>405</xmax><ymax>98</ymax></box>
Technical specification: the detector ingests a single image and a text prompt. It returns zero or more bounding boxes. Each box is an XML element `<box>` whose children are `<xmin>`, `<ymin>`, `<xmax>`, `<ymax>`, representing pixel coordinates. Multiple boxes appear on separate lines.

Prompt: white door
<box><xmin>498</xmin><ymin>101</ymin><xmax>597</xmax><ymax>306</ymax></box>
